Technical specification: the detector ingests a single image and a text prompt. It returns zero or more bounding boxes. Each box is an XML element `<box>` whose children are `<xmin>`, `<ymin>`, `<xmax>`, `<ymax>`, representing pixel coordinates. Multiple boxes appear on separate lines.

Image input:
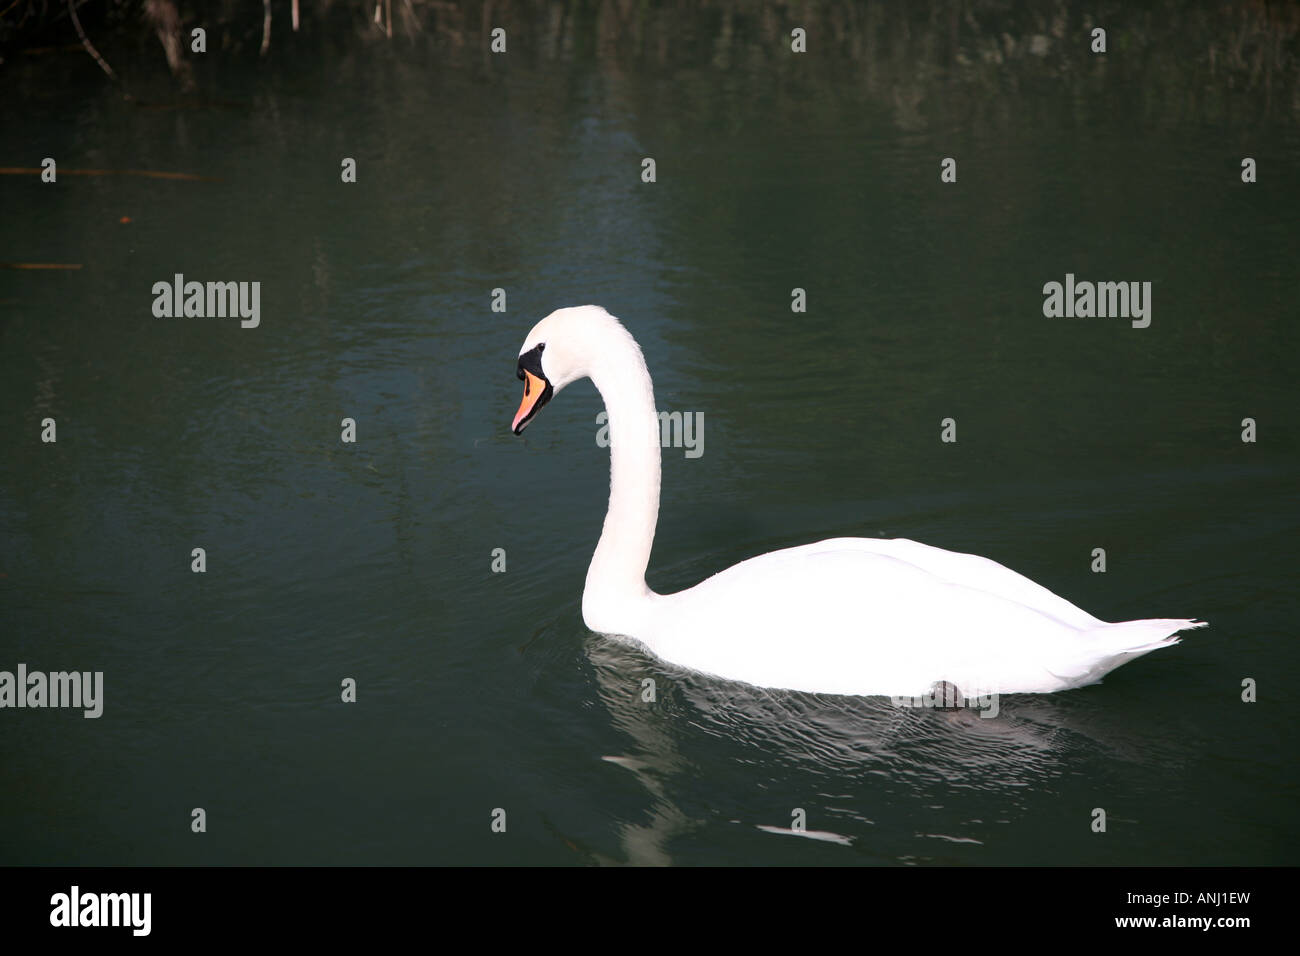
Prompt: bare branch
<box><xmin>67</xmin><ymin>0</ymin><xmax>117</xmax><ymax>81</ymax></box>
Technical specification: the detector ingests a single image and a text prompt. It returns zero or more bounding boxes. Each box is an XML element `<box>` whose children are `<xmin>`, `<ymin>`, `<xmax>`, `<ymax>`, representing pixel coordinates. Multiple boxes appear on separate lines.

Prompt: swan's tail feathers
<box><xmin>1068</xmin><ymin>618</ymin><xmax>1205</xmax><ymax>688</ymax></box>
<box><xmin>1102</xmin><ymin>617</ymin><xmax>1206</xmax><ymax>648</ymax></box>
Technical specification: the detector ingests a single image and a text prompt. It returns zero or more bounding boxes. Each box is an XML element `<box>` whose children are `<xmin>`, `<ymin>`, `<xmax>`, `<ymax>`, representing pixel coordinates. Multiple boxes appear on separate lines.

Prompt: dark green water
<box><xmin>2</xmin><ymin>3</ymin><xmax>1297</xmax><ymax>865</ymax></box>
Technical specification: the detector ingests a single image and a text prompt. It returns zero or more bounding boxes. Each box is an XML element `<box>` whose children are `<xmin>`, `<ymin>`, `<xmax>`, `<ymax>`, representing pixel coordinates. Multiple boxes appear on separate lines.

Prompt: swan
<box><xmin>510</xmin><ymin>305</ymin><xmax>1204</xmax><ymax>698</ymax></box>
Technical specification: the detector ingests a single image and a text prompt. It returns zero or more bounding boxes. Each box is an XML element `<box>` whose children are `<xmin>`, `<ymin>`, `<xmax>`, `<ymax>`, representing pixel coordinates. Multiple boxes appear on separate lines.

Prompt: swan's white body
<box><xmin>513</xmin><ymin>306</ymin><xmax>1203</xmax><ymax>698</ymax></box>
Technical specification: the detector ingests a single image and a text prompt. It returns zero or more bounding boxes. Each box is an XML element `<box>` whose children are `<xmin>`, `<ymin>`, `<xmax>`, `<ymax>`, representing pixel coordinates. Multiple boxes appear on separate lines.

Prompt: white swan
<box><xmin>511</xmin><ymin>305</ymin><xmax>1204</xmax><ymax>698</ymax></box>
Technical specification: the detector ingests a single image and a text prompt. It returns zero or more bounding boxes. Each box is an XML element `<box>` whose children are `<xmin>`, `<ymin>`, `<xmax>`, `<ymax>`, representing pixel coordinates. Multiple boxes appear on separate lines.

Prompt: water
<box><xmin>2</xmin><ymin>3</ymin><xmax>1297</xmax><ymax>865</ymax></box>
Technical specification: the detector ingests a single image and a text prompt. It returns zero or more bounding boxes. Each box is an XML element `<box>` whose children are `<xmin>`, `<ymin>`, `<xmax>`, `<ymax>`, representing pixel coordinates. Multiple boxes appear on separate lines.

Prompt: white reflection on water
<box><xmin>582</xmin><ymin>630</ymin><xmax>1187</xmax><ymax>865</ymax></box>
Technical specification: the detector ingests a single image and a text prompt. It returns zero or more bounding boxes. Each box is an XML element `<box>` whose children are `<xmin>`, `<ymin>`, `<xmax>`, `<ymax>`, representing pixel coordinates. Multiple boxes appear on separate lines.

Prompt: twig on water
<box><xmin>1</xmin><ymin>263</ymin><xmax>84</xmax><ymax>270</ymax></box>
<box><xmin>0</xmin><ymin>167</ymin><xmax>219</xmax><ymax>182</ymax></box>
<box><xmin>67</xmin><ymin>0</ymin><xmax>117</xmax><ymax>81</ymax></box>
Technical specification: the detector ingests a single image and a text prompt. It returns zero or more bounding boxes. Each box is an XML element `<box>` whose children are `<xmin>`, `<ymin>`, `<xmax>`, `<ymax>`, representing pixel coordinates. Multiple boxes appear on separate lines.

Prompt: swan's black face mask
<box><xmin>512</xmin><ymin>344</ymin><xmax>554</xmax><ymax>435</ymax></box>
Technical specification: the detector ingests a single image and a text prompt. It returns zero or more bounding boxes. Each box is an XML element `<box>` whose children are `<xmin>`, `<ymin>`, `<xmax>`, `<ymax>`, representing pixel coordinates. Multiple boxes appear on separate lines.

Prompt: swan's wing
<box><xmin>637</xmin><ymin>538</ymin><xmax>1193</xmax><ymax>697</ymax></box>
<box><xmin>758</xmin><ymin>537</ymin><xmax>1106</xmax><ymax>630</ymax></box>
<box><xmin>648</xmin><ymin>546</ymin><xmax>1093</xmax><ymax>696</ymax></box>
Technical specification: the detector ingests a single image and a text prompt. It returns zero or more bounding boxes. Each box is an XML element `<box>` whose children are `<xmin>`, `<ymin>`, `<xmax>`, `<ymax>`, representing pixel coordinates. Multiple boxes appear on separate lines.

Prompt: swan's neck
<box><xmin>583</xmin><ymin>331</ymin><xmax>661</xmax><ymax>633</ymax></box>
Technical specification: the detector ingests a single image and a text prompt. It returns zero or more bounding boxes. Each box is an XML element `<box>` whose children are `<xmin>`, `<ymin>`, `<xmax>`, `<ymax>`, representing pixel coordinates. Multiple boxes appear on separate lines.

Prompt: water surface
<box><xmin>1</xmin><ymin>2</ymin><xmax>1297</xmax><ymax>864</ymax></box>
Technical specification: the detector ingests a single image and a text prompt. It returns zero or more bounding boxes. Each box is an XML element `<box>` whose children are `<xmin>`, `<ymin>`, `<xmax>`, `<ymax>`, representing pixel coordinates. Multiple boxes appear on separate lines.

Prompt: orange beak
<box><xmin>512</xmin><ymin>369</ymin><xmax>550</xmax><ymax>434</ymax></box>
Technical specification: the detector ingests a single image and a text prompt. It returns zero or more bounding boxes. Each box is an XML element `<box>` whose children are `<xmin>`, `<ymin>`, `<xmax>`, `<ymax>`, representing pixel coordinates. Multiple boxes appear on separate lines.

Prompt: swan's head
<box><xmin>511</xmin><ymin>305</ymin><xmax>609</xmax><ymax>434</ymax></box>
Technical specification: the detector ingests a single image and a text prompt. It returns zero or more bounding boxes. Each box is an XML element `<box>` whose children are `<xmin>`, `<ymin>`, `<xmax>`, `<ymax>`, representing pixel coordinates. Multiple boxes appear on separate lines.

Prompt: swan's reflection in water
<box><xmin>580</xmin><ymin>631</ymin><xmax>1187</xmax><ymax>865</ymax></box>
